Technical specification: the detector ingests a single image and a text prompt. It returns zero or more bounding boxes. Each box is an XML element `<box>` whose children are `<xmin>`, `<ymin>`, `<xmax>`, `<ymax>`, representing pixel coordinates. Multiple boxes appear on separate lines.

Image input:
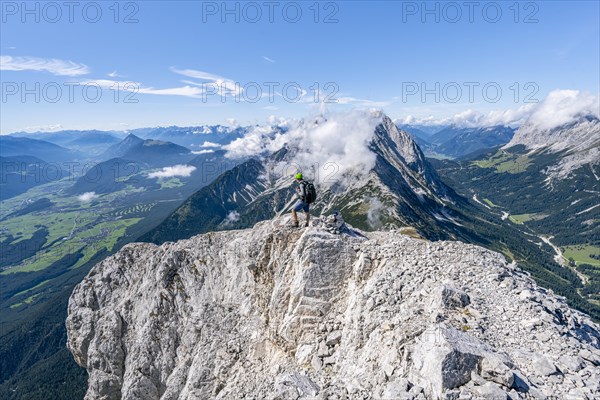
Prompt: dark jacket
<box><xmin>296</xmin><ymin>180</ymin><xmax>307</xmax><ymax>202</ymax></box>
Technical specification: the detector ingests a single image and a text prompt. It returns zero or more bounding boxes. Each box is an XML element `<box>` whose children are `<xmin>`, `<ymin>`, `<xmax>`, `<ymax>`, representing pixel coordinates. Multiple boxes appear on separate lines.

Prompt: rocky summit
<box><xmin>66</xmin><ymin>216</ymin><xmax>600</xmax><ymax>400</ymax></box>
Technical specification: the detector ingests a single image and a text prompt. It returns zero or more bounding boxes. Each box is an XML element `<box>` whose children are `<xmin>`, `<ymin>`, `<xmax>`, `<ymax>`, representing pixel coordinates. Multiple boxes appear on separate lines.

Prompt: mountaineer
<box><xmin>291</xmin><ymin>173</ymin><xmax>316</xmax><ymax>227</ymax></box>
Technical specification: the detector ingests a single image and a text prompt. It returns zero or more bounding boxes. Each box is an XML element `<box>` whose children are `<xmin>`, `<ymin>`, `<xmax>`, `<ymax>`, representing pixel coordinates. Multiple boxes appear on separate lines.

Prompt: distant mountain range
<box><xmin>0</xmin><ymin>136</ymin><xmax>83</xmax><ymax>162</ymax></box>
<box><xmin>398</xmin><ymin>124</ymin><xmax>516</xmax><ymax>159</ymax></box>
<box><xmin>5</xmin><ymin>125</ymin><xmax>248</xmax><ymax>163</ymax></box>
<box><xmin>10</xmin><ymin>130</ymin><xmax>122</xmax><ymax>156</ymax></box>
<box><xmin>127</xmin><ymin>125</ymin><xmax>248</xmax><ymax>148</ymax></box>
<box><xmin>100</xmin><ymin>133</ymin><xmax>193</xmax><ymax>167</ymax></box>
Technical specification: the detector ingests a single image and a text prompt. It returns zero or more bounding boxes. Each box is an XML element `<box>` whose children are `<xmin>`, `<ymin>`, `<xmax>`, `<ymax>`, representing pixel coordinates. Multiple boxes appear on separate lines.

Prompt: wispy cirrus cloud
<box><xmin>336</xmin><ymin>96</ymin><xmax>391</xmax><ymax>108</ymax></box>
<box><xmin>79</xmin><ymin>79</ymin><xmax>205</xmax><ymax>98</ymax></box>
<box><xmin>0</xmin><ymin>55</ymin><xmax>90</xmax><ymax>76</ymax></box>
<box><xmin>170</xmin><ymin>67</ymin><xmax>229</xmax><ymax>82</ymax></box>
<box><xmin>139</xmin><ymin>85</ymin><xmax>205</xmax><ymax>97</ymax></box>
<box><xmin>262</xmin><ymin>56</ymin><xmax>275</xmax><ymax>63</ymax></box>
<box><xmin>171</xmin><ymin>67</ymin><xmax>242</xmax><ymax>97</ymax></box>
<box><xmin>84</xmin><ymin>67</ymin><xmax>386</xmax><ymax>106</ymax></box>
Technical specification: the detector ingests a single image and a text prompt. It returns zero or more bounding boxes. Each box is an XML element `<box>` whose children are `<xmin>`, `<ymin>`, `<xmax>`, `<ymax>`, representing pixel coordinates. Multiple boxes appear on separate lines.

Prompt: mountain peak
<box><xmin>376</xmin><ymin>115</ymin><xmax>426</xmax><ymax>168</ymax></box>
<box><xmin>123</xmin><ymin>133</ymin><xmax>143</xmax><ymax>142</ymax></box>
<box><xmin>67</xmin><ymin>215</ymin><xmax>600</xmax><ymax>400</ymax></box>
<box><xmin>503</xmin><ymin>115</ymin><xmax>600</xmax><ymax>178</ymax></box>
<box><xmin>505</xmin><ymin>114</ymin><xmax>600</xmax><ymax>152</ymax></box>
<box><xmin>141</xmin><ymin>111</ymin><xmax>455</xmax><ymax>244</ymax></box>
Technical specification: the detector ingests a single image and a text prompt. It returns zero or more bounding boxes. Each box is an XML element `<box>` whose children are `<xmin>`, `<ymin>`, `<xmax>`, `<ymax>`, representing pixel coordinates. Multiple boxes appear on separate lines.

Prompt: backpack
<box><xmin>305</xmin><ymin>181</ymin><xmax>317</xmax><ymax>204</ymax></box>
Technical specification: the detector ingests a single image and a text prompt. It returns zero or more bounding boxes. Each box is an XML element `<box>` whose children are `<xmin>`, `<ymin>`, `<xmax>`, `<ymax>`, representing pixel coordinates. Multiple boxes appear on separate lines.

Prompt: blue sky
<box><xmin>1</xmin><ymin>0</ymin><xmax>598</xmax><ymax>133</ymax></box>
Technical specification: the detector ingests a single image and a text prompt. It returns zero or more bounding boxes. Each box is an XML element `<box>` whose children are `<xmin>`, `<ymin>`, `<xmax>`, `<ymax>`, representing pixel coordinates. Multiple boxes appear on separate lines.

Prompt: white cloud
<box><xmin>395</xmin><ymin>114</ymin><xmax>442</xmax><ymax>126</ymax></box>
<box><xmin>78</xmin><ymin>192</ymin><xmax>98</xmax><ymax>202</ymax></box>
<box><xmin>224</xmin><ymin>211</ymin><xmax>240</xmax><ymax>223</ymax></box>
<box><xmin>80</xmin><ymin>68</ymin><xmax>246</xmax><ymax>99</ymax></box>
<box><xmin>192</xmin><ymin>149</ymin><xmax>215</xmax><ymax>154</ymax></box>
<box><xmin>396</xmin><ymin>105</ymin><xmax>534</xmax><ymax>128</ymax></box>
<box><xmin>335</xmin><ymin>96</ymin><xmax>391</xmax><ymax>108</ymax></box>
<box><xmin>107</xmin><ymin>71</ymin><xmax>123</xmax><ymax>78</ymax></box>
<box><xmin>170</xmin><ymin>67</ymin><xmax>228</xmax><ymax>82</ymax></box>
<box><xmin>22</xmin><ymin>124</ymin><xmax>63</xmax><ymax>133</ymax></box>
<box><xmin>79</xmin><ymin>79</ymin><xmax>141</xmax><ymax>89</ymax></box>
<box><xmin>139</xmin><ymin>85</ymin><xmax>205</xmax><ymax>97</ymax></box>
<box><xmin>201</xmin><ymin>141</ymin><xmax>221</xmax><ymax>148</ymax></box>
<box><xmin>1</xmin><ymin>55</ymin><xmax>90</xmax><ymax>76</ymax></box>
<box><xmin>267</xmin><ymin>115</ymin><xmax>295</xmax><ymax>127</ymax></box>
<box><xmin>445</xmin><ymin>106</ymin><xmax>535</xmax><ymax>128</ymax></box>
<box><xmin>366</xmin><ymin>197</ymin><xmax>385</xmax><ymax>229</ymax></box>
<box><xmin>79</xmin><ymin>78</ymin><xmax>205</xmax><ymax>98</ymax></box>
<box><xmin>225</xmin><ymin>110</ymin><xmax>383</xmax><ymax>187</ymax></box>
<box><xmin>395</xmin><ymin>90</ymin><xmax>599</xmax><ymax>130</ymax></box>
<box><xmin>262</xmin><ymin>56</ymin><xmax>275</xmax><ymax>63</ymax></box>
<box><xmin>224</xmin><ymin>125</ymin><xmax>279</xmax><ymax>159</ymax></box>
<box><xmin>171</xmin><ymin>67</ymin><xmax>242</xmax><ymax>97</ymax></box>
<box><xmin>148</xmin><ymin>165</ymin><xmax>196</xmax><ymax>178</ymax></box>
<box><xmin>526</xmin><ymin>89</ymin><xmax>599</xmax><ymax>130</ymax></box>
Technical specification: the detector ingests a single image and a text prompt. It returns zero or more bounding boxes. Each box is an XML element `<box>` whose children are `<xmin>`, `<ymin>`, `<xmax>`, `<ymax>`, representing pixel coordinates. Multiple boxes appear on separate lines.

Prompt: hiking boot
<box><xmin>292</xmin><ymin>221</ymin><xmax>299</xmax><ymax>228</ymax></box>
<box><xmin>304</xmin><ymin>222</ymin><xmax>310</xmax><ymax>227</ymax></box>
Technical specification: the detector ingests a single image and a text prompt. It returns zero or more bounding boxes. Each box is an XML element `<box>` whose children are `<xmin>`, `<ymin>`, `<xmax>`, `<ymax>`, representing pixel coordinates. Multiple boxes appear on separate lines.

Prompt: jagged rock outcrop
<box><xmin>67</xmin><ymin>217</ymin><xmax>600</xmax><ymax>399</ymax></box>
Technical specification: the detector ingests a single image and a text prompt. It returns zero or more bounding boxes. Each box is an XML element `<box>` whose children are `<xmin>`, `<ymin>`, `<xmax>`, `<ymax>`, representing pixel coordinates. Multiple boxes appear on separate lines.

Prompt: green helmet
<box><xmin>294</xmin><ymin>173</ymin><xmax>303</xmax><ymax>180</ymax></box>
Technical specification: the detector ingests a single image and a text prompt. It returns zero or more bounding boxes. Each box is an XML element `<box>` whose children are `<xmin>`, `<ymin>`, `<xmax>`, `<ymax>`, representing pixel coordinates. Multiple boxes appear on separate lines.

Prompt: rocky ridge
<box><xmin>67</xmin><ymin>216</ymin><xmax>600</xmax><ymax>399</ymax></box>
<box><xmin>504</xmin><ymin>115</ymin><xmax>600</xmax><ymax>179</ymax></box>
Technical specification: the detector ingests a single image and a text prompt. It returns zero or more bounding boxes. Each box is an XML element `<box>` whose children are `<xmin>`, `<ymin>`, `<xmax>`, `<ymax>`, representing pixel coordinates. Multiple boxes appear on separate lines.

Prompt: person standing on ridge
<box><xmin>291</xmin><ymin>173</ymin><xmax>316</xmax><ymax>227</ymax></box>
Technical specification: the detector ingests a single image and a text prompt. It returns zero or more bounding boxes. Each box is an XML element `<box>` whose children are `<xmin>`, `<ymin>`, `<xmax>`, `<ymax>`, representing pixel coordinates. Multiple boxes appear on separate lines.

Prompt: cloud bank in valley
<box><xmin>192</xmin><ymin>150</ymin><xmax>215</xmax><ymax>155</ymax></box>
<box><xmin>148</xmin><ymin>165</ymin><xmax>196</xmax><ymax>178</ymax></box>
<box><xmin>78</xmin><ymin>192</ymin><xmax>99</xmax><ymax>202</ymax></box>
<box><xmin>224</xmin><ymin>211</ymin><xmax>240</xmax><ymax>225</ymax></box>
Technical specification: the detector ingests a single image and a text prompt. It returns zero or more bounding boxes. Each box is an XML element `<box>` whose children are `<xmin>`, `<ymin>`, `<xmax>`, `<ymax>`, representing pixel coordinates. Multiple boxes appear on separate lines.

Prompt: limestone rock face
<box><xmin>66</xmin><ymin>217</ymin><xmax>600</xmax><ymax>400</ymax></box>
<box><xmin>504</xmin><ymin>115</ymin><xmax>600</xmax><ymax>179</ymax></box>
